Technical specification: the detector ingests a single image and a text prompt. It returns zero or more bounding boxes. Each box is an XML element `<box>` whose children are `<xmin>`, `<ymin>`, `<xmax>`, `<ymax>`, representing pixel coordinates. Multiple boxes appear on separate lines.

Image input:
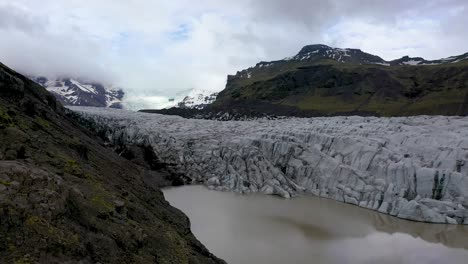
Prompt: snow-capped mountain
<box><xmin>288</xmin><ymin>44</ymin><xmax>468</xmax><ymax>66</ymax></box>
<box><xmin>31</xmin><ymin>76</ymin><xmax>124</xmax><ymax>108</ymax></box>
<box><xmin>176</xmin><ymin>90</ymin><xmax>218</xmax><ymax>109</ymax></box>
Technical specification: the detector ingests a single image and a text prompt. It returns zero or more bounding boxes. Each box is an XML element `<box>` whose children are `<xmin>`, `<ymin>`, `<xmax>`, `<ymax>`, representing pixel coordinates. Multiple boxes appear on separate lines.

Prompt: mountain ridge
<box><xmin>229</xmin><ymin>44</ymin><xmax>468</xmax><ymax>84</ymax></box>
<box><xmin>29</xmin><ymin>76</ymin><xmax>124</xmax><ymax>109</ymax></box>
<box><xmin>207</xmin><ymin>44</ymin><xmax>468</xmax><ymax>117</ymax></box>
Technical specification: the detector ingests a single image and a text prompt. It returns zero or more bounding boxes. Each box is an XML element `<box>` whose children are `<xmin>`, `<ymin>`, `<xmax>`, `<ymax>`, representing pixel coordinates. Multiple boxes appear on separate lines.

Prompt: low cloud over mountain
<box><xmin>1</xmin><ymin>0</ymin><xmax>467</xmax><ymax>109</ymax></box>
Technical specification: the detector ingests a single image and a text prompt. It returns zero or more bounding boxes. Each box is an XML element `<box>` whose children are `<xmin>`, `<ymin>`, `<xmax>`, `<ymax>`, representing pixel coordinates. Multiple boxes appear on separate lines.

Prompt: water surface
<box><xmin>164</xmin><ymin>186</ymin><xmax>468</xmax><ymax>264</ymax></box>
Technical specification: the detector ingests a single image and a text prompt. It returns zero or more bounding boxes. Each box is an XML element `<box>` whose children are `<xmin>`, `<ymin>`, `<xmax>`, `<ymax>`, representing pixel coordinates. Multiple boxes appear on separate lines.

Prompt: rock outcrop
<box><xmin>72</xmin><ymin>107</ymin><xmax>468</xmax><ymax>224</ymax></box>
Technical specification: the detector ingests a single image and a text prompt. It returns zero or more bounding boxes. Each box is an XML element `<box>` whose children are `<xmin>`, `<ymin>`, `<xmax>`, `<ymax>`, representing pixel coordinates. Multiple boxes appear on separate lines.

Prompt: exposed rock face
<box><xmin>72</xmin><ymin>107</ymin><xmax>468</xmax><ymax>224</ymax></box>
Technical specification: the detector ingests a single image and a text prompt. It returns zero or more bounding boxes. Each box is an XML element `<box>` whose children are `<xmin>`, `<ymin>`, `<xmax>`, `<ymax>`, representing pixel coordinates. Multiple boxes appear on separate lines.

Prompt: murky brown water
<box><xmin>163</xmin><ymin>186</ymin><xmax>468</xmax><ymax>264</ymax></box>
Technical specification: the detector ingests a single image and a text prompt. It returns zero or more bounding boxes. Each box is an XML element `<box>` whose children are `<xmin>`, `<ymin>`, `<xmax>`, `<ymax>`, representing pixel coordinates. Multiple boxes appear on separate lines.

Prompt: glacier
<box><xmin>69</xmin><ymin>107</ymin><xmax>468</xmax><ymax>224</ymax></box>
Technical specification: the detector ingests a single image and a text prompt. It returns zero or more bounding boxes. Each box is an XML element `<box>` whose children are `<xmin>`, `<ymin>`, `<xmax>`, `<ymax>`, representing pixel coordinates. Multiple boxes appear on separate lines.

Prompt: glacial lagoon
<box><xmin>164</xmin><ymin>186</ymin><xmax>468</xmax><ymax>264</ymax></box>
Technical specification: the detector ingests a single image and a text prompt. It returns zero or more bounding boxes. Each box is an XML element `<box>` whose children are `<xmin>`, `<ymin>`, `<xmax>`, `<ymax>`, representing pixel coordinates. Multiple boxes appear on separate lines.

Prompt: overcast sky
<box><xmin>0</xmin><ymin>0</ymin><xmax>467</xmax><ymax>109</ymax></box>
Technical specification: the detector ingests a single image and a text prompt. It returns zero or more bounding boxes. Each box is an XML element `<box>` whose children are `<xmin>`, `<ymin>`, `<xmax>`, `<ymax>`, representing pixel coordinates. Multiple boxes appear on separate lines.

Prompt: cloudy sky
<box><xmin>0</xmin><ymin>0</ymin><xmax>467</xmax><ymax>109</ymax></box>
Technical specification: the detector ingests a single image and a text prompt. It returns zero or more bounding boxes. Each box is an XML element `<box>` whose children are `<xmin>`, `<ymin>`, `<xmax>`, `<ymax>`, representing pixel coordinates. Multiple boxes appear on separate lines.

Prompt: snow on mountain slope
<box><xmin>70</xmin><ymin>106</ymin><xmax>468</xmax><ymax>224</ymax></box>
<box><xmin>289</xmin><ymin>44</ymin><xmax>386</xmax><ymax>64</ymax></box>
<box><xmin>177</xmin><ymin>90</ymin><xmax>219</xmax><ymax>109</ymax></box>
<box><xmin>290</xmin><ymin>45</ymin><xmax>468</xmax><ymax>66</ymax></box>
<box><xmin>156</xmin><ymin>89</ymin><xmax>219</xmax><ymax>110</ymax></box>
<box><xmin>31</xmin><ymin>76</ymin><xmax>124</xmax><ymax>108</ymax></box>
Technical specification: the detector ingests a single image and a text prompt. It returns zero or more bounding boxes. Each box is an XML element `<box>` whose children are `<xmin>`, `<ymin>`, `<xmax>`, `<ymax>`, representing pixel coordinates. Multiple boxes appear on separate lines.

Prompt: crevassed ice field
<box><xmin>71</xmin><ymin>107</ymin><xmax>468</xmax><ymax>224</ymax></box>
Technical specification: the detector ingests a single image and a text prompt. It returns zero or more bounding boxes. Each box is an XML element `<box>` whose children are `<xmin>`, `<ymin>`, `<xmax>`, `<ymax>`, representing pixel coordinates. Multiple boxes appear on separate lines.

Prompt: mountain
<box><xmin>0</xmin><ymin>62</ymin><xmax>223</xmax><ymax>263</ymax></box>
<box><xmin>30</xmin><ymin>76</ymin><xmax>124</xmax><ymax>109</ymax></box>
<box><xmin>211</xmin><ymin>44</ymin><xmax>468</xmax><ymax>117</ymax></box>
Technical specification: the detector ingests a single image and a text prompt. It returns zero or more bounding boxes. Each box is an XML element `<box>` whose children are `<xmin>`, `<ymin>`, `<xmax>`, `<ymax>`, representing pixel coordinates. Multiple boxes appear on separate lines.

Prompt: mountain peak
<box><xmin>297</xmin><ymin>44</ymin><xmax>333</xmax><ymax>55</ymax></box>
<box><xmin>283</xmin><ymin>44</ymin><xmax>386</xmax><ymax>64</ymax></box>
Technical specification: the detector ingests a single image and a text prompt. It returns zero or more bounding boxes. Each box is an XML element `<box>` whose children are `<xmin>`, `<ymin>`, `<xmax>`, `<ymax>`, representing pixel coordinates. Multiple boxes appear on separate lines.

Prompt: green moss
<box><xmin>66</xmin><ymin>137</ymin><xmax>89</xmax><ymax>159</ymax></box>
<box><xmin>84</xmin><ymin>172</ymin><xmax>97</xmax><ymax>182</ymax></box>
<box><xmin>64</xmin><ymin>159</ymin><xmax>83</xmax><ymax>176</ymax></box>
<box><xmin>88</xmin><ymin>180</ymin><xmax>115</xmax><ymax>214</ymax></box>
<box><xmin>0</xmin><ymin>108</ymin><xmax>13</xmax><ymax>127</ymax></box>
<box><xmin>158</xmin><ymin>230</ymin><xmax>189</xmax><ymax>264</ymax></box>
<box><xmin>0</xmin><ymin>179</ymin><xmax>12</xmax><ymax>186</ymax></box>
<box><xmin>8</xmin><ymin>243</ymin><xmax>16</xmax><ymax>252</ymax></box>
<box><xmin>16</xmin><ymin>119</ymin><xmax>30</xmax><ymax>131</ymax></box>
<box><xmin>14</xmin><ymin>257</ymin><xmax>32</xmax><ymax>264</ymax></box>
<box><xmin>90</xmin><ymin>195</ymin><xmax>114</xmax><ymax>213</ymax></box>
<box><xmin>25</xmin><ymin>215</ymin><xmax>43</xmax><ymax>226</ymax></box>
<box><xmin>25</xmin><ymin>215</ymin><xmax>80</xmax><ymax>248</ymax></box>
<box><xmin>35</xmin><ymin>117</ymin><xmax>50</xmax><ymax>128</ymax></box>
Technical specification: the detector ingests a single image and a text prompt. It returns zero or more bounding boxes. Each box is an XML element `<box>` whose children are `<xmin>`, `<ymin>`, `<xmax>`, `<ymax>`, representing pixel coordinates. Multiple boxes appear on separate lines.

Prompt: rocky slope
<box><xmin>72</xmin><ymin>107</ymin><xmax>468</xmax><ymax>225</ymax></box>
<box><xmin>211</xmin><ymin>44</ymin><xmax>468</xmax><ymax>117</ymax></box>
<box><xmin>0</xmin><ymin>63</ymin><xmax>223</xmax><ymax>263</ymax></box>
<box><xmin>30</xmin><ymin>76</ymin><xmax>124</xmax><ymax>109</ymax></box>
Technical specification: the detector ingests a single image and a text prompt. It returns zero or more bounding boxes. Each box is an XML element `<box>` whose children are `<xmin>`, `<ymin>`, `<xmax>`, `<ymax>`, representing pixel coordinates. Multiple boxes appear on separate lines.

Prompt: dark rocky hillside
<box><xmin>210</xmin><ymin>45</ymin><xmax>468</xmax><ymax>117</ymax></box>
<box><xmin>0</xmin><ymin>62</ymin><xmax>224</xmax><ymax>263</ymax></box>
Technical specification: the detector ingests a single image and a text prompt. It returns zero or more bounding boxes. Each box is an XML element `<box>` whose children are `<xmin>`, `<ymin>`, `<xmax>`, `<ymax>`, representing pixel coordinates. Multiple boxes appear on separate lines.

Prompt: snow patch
<box><xmin>70</xmin><ymin>79</ymin><xmax>98</xmax><ymax>94</ymax></box>
<box><xmin>372</xmin><ymin>62</ymin><xmax>390</xmax><ymax>66</ymax></box>
<box><xmin>402</xmin><ymin>60</ymin><xmax>422</xmax><ymax>66</ymax></box>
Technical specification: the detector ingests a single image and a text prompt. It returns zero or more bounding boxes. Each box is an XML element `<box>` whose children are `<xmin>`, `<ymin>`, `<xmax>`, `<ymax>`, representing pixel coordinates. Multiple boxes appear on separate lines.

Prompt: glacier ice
<box><xmin>69</xmin><ymin>107</ymin><xmax>468</xmax><ymax>224</ymax></box>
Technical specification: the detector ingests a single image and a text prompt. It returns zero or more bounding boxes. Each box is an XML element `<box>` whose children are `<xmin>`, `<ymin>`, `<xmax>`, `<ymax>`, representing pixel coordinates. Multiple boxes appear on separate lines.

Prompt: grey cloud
<box><xmin>0</xmin><ymin>5</ymin><xmax>48</xmax><ymax>33</ymax></box>
<box><xmin>248</xmin><ymin>0</ymin><xmax>466</xmax><ymax>25</ymax></box>
<box><xmin>0</xmin><ymin>3</ymin><xmax>114</xmax><ymax>83</ymax></box>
